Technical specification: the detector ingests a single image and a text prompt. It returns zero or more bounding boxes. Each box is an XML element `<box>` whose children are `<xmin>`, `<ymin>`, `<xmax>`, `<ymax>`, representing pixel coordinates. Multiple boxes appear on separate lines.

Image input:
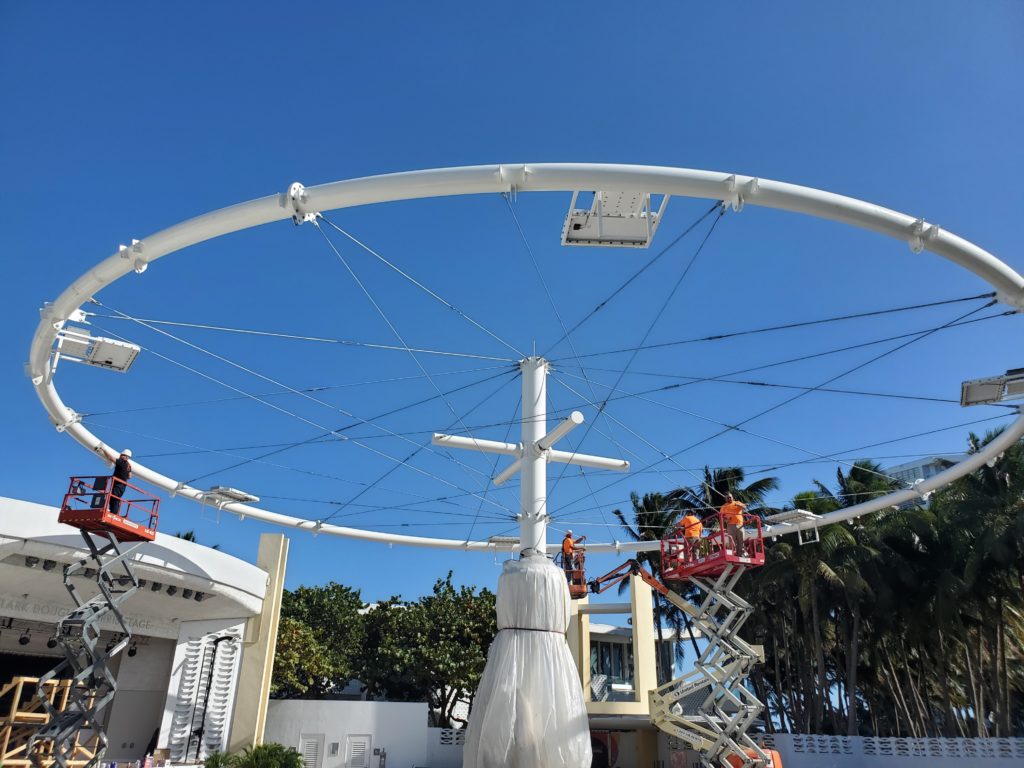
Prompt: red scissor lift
<box><xmin>555</xmin><ymin>512</ymin><xmax>770</xmax><ymax>765</ymax></box>
<box><xmin>660</xmin><ymin>510</ymin><xmax>764</xmax><ymax>581</ymax></box>
<box><xmin>58</xmin><ymin>475</ymin><xmax>159</xmax><ymax>542</ymax></box>
<box><xmin>653</xmin><ymin>510</ymin><xmax>770</xmax><ymax>768</ymax></box>
<box><xmin>29</xmin><ymin>476</ymin><xmax>160</xmax><ymax>768</ymax></box>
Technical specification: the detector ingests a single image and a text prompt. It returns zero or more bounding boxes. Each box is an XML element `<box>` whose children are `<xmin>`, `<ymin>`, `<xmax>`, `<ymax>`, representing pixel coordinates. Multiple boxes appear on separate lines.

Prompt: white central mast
<box><xmin>433</xmin><ymin>356</ymin><xmax>629</xmax><ymax>556</ymax></box>
<box><xmin>519</xmin><ymin>356</ymin><xmax>550</xmax><ymax>554</ymax></box>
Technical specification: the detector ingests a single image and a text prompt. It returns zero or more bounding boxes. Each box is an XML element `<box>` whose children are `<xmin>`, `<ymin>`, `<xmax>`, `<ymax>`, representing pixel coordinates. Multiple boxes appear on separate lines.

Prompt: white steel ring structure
<box><xmin>28</xmin><ymin>164</ymin><xmax>1024</xmax><ymax>553</ymax></box>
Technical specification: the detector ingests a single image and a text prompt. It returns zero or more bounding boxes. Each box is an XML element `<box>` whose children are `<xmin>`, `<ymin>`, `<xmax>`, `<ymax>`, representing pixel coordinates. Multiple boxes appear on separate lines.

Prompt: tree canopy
<box><xmin>624</xmin><ymin>437</ymin><xmax>1024</xmax><ymax>737</ymax></box>
<box><xmin>271</xmin><ymin>573</ymin><xmax>495</xmax><ymax>728</ymax></box>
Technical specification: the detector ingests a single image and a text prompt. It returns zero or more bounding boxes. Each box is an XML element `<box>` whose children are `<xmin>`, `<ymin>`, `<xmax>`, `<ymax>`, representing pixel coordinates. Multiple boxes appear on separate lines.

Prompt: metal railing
<box><xmin>59</xmin><ymin>476</ymin><xmax>159</xmax><ymax>540</ymax></box>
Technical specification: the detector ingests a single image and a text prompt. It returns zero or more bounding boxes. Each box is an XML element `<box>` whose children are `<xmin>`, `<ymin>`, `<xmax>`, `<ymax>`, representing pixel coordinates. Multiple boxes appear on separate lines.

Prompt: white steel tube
<box><xmin>431</xmin><ymin>433</ymin><xmax>521</xmax><ymax>456</ymax></box>
<box><xmin>537</xmin><ymin>411</ymin><xmax>585</xmax><ymax>450</ymax></box>
<box><xmin>519</xmin><ymin>357</ymin><xmax>549</xmax><ymax>555</ymax></box>
<box><xmin>546</xmin><ymin>450</ymin><xmax>631</xmax><ymax>472</ymax></box>
<box><xmin>493</xmin><ymin>458</ymin><xmax>523</xmax><ymax>487</ymax></box>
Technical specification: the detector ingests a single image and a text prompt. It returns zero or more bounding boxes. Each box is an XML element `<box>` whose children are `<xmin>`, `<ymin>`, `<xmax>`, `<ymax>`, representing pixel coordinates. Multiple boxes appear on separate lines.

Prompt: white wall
<box><xmin>105</xmin><ymin>637</ymin><xmax>176</xmax><ymax>761</ymax></box>
<box><xmin>265</xmin><ymin>700</ymin><xmax>427</xmax><ymax>768</ymax></box>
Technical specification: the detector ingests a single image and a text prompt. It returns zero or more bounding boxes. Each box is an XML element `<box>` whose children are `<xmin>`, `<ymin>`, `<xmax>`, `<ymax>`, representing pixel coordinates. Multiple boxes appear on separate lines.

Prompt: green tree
<box><xmin>359</xmin><ymin>574</ymin><xmax>496</xmax><ymax>727</ymax></box>
<box><xmin>742</xmin><ymin>446</ymin><xmax>1024</xmax><ymax>738</ymax></box>
<box><xmin>271</xmin><ymin>617</ymin><xmax>335</xmax><ymax>698</ymax></box>
<box><xmin>672</xmin><ymin>466</ymin><xmax>781</xmax><ymax>518</ymax></box>
<box><xmin>277</xmin><ymin>582</ymin><xmax>365</xmax><ymax>696</ymax></box>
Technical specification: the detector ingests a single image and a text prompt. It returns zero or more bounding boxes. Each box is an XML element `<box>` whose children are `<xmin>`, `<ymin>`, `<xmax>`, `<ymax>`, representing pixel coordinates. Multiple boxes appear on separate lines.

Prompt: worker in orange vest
<box><xmin>720</xmin><ymin>493</ymin><xmax>747</xmax><ymax>553</ymax></box>
<box><xmin>561</xmin><ymin>530</ymin><xmax>585</xmax><ymax>575</ymax></box>
<box><xmin>679</xmin><ymin>512</ymin><xmax>703</xmax><ymax>557</ymax></box>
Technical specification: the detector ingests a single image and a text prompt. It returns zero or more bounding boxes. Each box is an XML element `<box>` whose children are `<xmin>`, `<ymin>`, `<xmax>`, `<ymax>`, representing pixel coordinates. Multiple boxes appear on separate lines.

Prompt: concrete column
<box><xmin>228</xmin><ymin>533</ymin><xmax>288</xmax><ymax>753</ymax></box>
<box><xmin>567</xmin><ymin>594</ymin><xmax>592</xmax><ymax>699</ymax></box>
<box><xmin>629</xmin><ymin>573</ymin><xmax>656</xmax><ymax>705</ymax></box>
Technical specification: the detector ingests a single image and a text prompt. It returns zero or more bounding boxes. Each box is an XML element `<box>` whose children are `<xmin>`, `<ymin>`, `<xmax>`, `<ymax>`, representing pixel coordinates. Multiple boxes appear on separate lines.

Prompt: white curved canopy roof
<box><xmin>0</xmin><ymin>496</ymin><xmax>267</xmax><ymax>635</ymax></box>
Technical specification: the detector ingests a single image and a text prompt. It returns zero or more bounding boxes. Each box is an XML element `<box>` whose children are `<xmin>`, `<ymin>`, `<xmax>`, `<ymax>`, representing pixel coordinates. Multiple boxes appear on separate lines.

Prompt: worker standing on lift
<box><xmin>679</xmin><ymin>511</ymin><xmax>703</xmax><ymax>557</ymax></box>
<box><xmin>719</xmin><ymin>493</ymin><xmax>747</xmax><ymax>554</ymax></box>
<box><xmin>561</xmin><ymin>530</ymin><xmax>585</xmax><ymax>576</ymax></box>
<box><xmin>110</xmin><ymin>449</ymin><xmax>132</xmax><ymax>515</ymax></box>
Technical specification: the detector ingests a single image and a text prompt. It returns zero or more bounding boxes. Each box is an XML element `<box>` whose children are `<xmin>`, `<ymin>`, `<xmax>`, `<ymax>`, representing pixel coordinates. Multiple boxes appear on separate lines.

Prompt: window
<box><xmin>591</xmin><ymin>640</ymin><xmax>634</xmax><ymax>685</ymax></box>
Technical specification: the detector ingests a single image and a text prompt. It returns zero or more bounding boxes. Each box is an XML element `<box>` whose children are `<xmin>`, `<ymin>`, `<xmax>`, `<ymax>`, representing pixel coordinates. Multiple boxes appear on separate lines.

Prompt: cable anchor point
<box><xmin>908</xmin><ymin>218</ymin><xmax>940</xmax><ymax>254</ymax></box>
<box><xmin>53</xmin><ymin>411</ymin><xmax>81</xmax><ymax>433</ymax></box>
<box><xmin>723</xmin><ymin>175</ymin><xmax>759</xmax><ymax>212</ymax></box>
<box><xmin>280</xmin><ymin>182</ymin><xmax>321</xmax><ymax>225</ymax></box>
<box><xmin>499</xmin><ymin>164</ymin><xmax>527</xmax><ymax>200</ymax></box>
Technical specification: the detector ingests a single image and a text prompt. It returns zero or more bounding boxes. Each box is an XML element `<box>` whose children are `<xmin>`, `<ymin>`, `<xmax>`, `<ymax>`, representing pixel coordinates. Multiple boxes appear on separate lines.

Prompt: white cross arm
<box><xmin>546</xmin><ymin>450</ymin><xmax>630</xmax><ymax>472</ymax></box>
<box><xmin>431</xmin><ymin>433</ymin><xmax>520</xmax><ymax>456</ymax></box>
<box><xmin>433</xmin><ymin>410</ymin><xmax>629</xmax><ymax>487</ymax></box>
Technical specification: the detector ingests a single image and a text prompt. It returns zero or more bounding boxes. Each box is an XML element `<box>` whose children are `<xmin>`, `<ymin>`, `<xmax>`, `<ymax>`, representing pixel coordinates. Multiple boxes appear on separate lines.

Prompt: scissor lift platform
<box><xmin>58</xmin><ymin>476</ymin><xmax>159</xmax><ymax>543</ymax></box>
<box><xmin>556</xmin><ymin>549</ymin><xmax>588</xmax><ymax>599</ymax></box>
<box><xmin>661</xmin><ymin>511</ymin><xmax>764</xmax><ymax>582</ymax></box>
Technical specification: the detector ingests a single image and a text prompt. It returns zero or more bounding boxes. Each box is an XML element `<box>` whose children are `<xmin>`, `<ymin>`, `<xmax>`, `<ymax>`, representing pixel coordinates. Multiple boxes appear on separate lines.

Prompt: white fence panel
<box><xmin>763</xmin><ymin>734</ymin><xmax>1024</xmax><ymax>768</ymax></box>
<box><xmin>424</xmin><ymin>728</ymin><xmax>465</xmax><ymax>768</ymax></box>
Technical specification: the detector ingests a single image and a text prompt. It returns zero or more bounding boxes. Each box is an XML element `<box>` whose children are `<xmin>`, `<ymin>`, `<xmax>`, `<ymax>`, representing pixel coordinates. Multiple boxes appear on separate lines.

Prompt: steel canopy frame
<box><xmin>27</xmin><ymin>163</ymin><xmax>1024</xmax><ymax>553</ymax></box>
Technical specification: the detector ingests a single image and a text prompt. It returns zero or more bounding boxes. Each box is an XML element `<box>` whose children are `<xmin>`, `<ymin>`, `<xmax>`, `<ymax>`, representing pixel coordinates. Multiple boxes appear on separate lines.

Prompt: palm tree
<box><xmin>670</xmin><ymin>466</ymin><xmax>780</xmax><ymax>519</ymax></box>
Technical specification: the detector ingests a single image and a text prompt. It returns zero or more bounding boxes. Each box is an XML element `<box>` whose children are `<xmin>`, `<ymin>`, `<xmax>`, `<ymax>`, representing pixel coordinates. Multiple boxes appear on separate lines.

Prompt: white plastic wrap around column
<box><xmin>463</xmin><ymin>555</ymin><xmax>592</xmax><ymax>768</ymax></box>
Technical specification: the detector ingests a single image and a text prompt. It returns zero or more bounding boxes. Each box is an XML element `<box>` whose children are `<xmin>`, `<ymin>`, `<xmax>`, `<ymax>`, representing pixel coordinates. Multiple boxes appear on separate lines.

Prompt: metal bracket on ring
<box><xmin>118</xmin><ymin>239</ymin><xmax>148</xmax><ymax>273</ymax></box>
<box><xmin>911</xmin><ymin>478</ymin><xmax>932</xmax><ymax>503</ymax></box>
<box><xmin>724</xmin><ymin>175</ymin><xmax>759</xmax><ymax>212</ymax></box>
<box><xmin>499</xmin><ymin>164</ymin><xmax>527</xmax><ymax>200</ymax></box>
<box><xmin>908</xmin><ymin>218</ymin><xmax>940</xmax><ymax>254</ymax></box>
<box><xmin>53</xmin><ymin>411</ymin><xmax>81</xmax><ymax>433</ymax></box>
<box><xmin>280</xmin><ymin>182</ymin><xmax>320</xmax><ymax>225</ymax></box>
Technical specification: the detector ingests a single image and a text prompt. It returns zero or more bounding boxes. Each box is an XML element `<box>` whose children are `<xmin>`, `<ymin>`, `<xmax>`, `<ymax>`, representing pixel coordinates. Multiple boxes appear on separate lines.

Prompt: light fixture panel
<box><xmin>561</xmin><ymin>190</ymin><xmax>667</xmax><ymax>248</ymax></box>
<box><xmin>58</xmin><ymin>327</ymin><xmax>140</xmax><ymax>373</ymax></box>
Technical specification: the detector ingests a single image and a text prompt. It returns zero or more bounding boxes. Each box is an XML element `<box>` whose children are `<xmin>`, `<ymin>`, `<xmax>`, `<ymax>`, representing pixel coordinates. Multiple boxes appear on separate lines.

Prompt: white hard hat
<box><xmin>121</xmin><ymin>449</ymin><xmax>133</xmax><ymax>457</ymax></box>
<box><xmin>566</xmin><ymin>530</ymin><xmax>573</xmax><ymax>535</ymax></box>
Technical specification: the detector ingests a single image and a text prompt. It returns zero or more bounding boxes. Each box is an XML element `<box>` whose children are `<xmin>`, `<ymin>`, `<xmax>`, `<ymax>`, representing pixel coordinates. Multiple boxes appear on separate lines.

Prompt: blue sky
<box><xmin>2</xmin><ymin>2</ymin><xmax>1022</xmax><ymax>601</ymax></box>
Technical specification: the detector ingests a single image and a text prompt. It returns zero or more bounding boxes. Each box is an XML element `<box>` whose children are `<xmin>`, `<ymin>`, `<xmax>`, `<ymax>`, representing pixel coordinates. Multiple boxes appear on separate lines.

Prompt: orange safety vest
<box><xmin>680</xmin><ymin>514</ymin><xmax>702</xmax><ymax>538</ymax></box>
<box><xmin>562</xmin><ymin>537</ymin><xmax>575</xmax><ymax>556</ymax></box>
<box><xmin>720</xmin><ymin>501</ymin><xmax>746</xmax><ymax>527</ymax></box>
